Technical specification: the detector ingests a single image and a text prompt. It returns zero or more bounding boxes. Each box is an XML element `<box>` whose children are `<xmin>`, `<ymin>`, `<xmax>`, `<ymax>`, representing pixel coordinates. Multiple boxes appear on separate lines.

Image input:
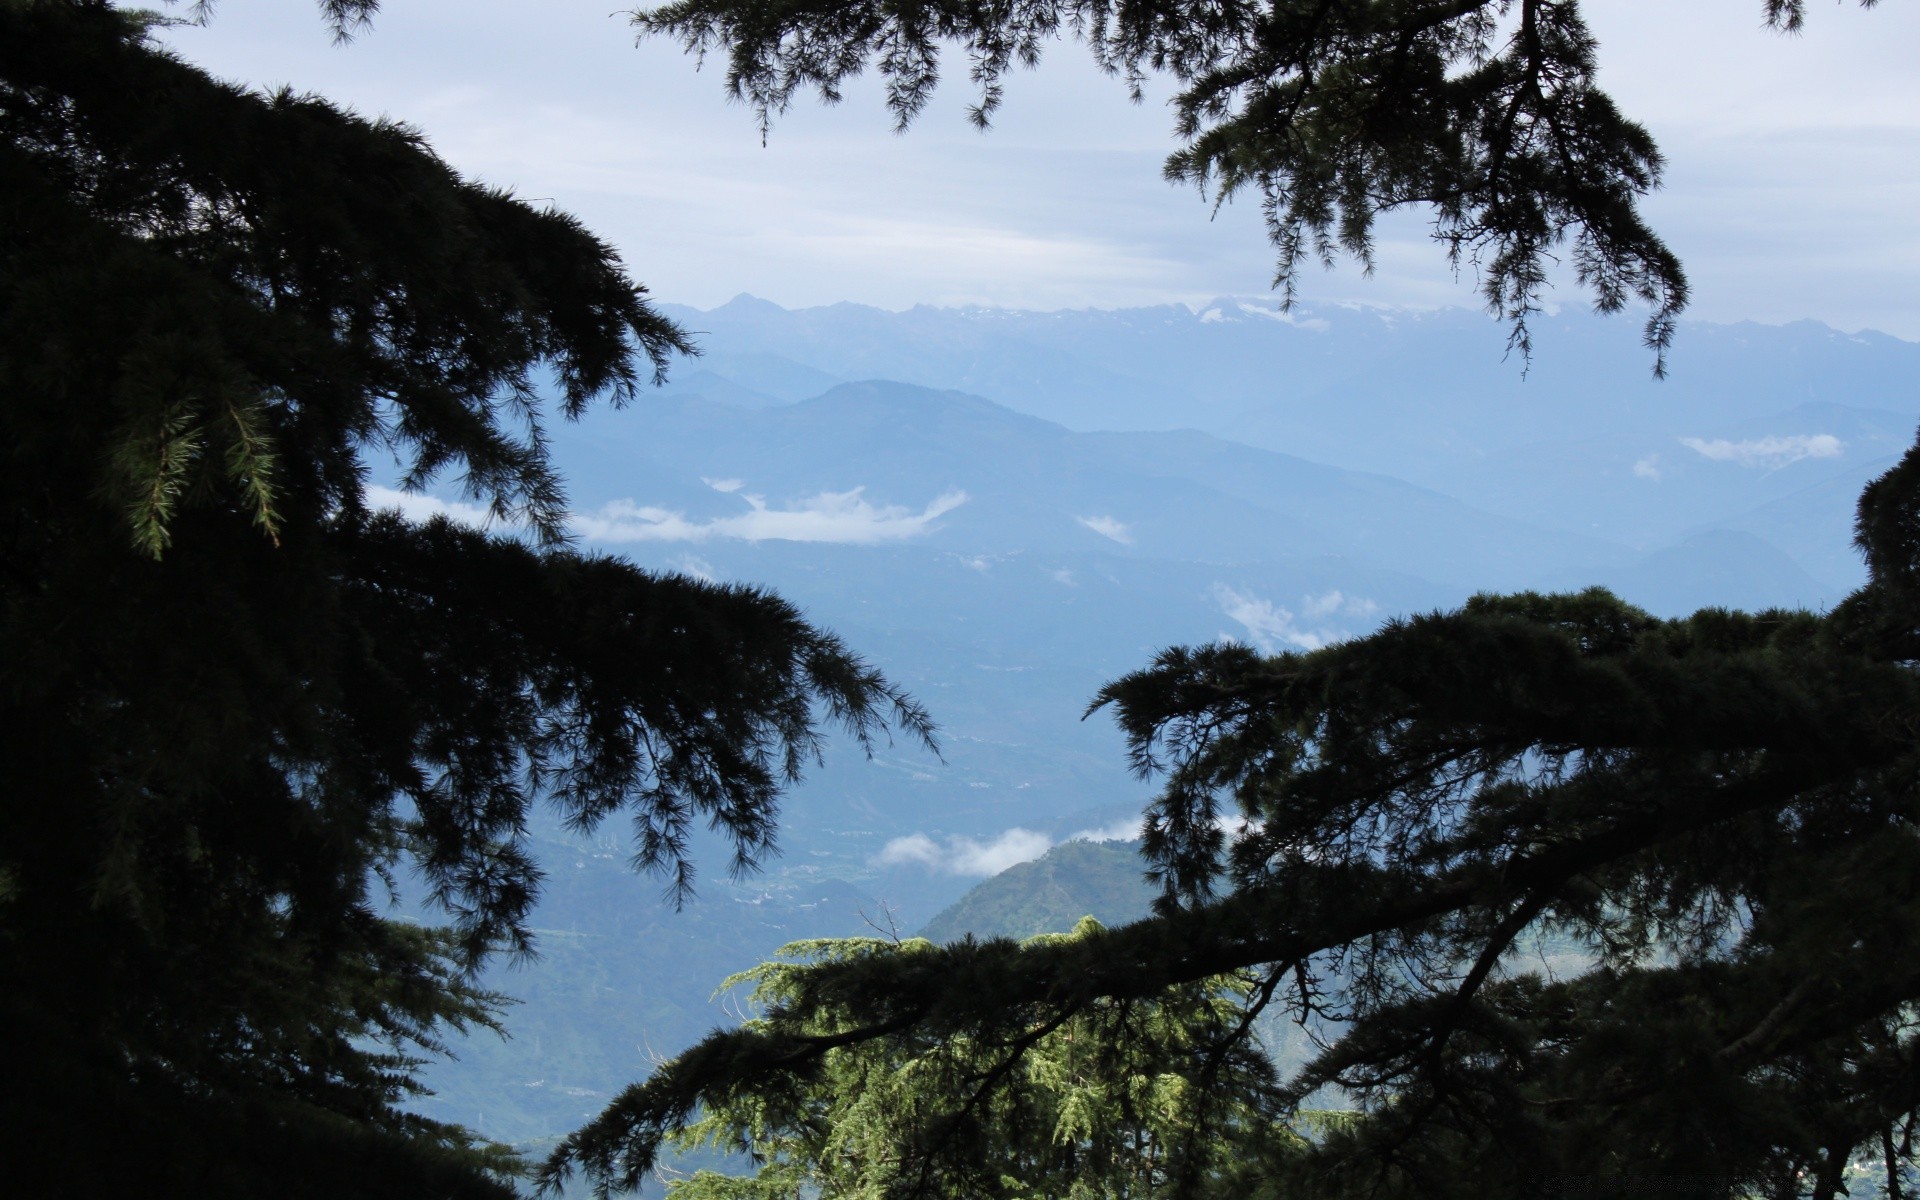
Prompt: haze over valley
<box><xmin>397</xmin><ymin>294</ymin><xmax>1917</xmax><ymax>1150</ymax></box>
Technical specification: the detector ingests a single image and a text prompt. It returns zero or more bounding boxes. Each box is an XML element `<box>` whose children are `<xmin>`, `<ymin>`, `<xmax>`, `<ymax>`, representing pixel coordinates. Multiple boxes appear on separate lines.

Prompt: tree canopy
<box><xmin>0</xmin><ymin>2</ymin><xmax>929</xmax><ymax>1194</ymax></box>
<box><xmin>648</xmin><ymin>922</ymin><xmax>1312</xmax><ymax>1200</ymax></box>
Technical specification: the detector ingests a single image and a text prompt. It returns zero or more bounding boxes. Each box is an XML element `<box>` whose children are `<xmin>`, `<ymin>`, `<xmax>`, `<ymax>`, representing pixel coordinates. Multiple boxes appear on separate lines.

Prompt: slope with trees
<box><xmin>917</xmin><ymin>838</ymin><xmax>1156</xmax><ymax>944</ymax></box>
<box><xmin>0</xmin><ymin>2</ymin><xmax>928</xmax><ymax>1195</ymax></box>
<box><xmin>548</xmin><ymin>3</ymin><xmax>1920</xmax><ymax>1198</ymax></box>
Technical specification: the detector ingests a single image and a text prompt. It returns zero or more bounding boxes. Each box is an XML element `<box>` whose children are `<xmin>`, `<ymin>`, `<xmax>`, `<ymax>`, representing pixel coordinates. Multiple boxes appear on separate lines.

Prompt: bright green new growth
<box><xmin>638</xmin><ymin>921</ymin><xmax>1350</xmax><ymax>1200</ymax></box>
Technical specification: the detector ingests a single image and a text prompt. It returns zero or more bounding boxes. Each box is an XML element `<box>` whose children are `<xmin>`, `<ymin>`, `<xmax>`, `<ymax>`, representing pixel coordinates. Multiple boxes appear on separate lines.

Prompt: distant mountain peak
<box><xmin>797</xmin><ymin>380</ymin><xmax>1070</xmax><ymax>431</ymax></box>
<box><xmin>714</xmin><ymin>292</ymin><xmax>788</xmax><ymax>314</ymax></box>
<box><xmin>1192</xmin><ymin>296</ymin><xmax>1339</xmax><ymax>332</ymax></box>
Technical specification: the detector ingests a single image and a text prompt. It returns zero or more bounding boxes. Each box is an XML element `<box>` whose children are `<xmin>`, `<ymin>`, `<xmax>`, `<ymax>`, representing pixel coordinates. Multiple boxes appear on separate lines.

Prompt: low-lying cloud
<box><xmin>668</xmin><ymin>554</ymin><xmax>718</xmax><ymax>583</ymax></box>
<box><xmin>1215</xmin><ymin>584</ymin><xmax>1375</xmax><ymax>653</ymax></box>
<box><xmin>1679</xmin><ymin>433</ymin><xmax>1843</xmax><ymax>468</ymax></box>
<box><xmin>367</xmin><ymin>485</ymin><xmax>497</xmax><ymax>529</ymax></box>
<box><xmin>876</xmin><ymin>828</ymin><xmax>1054</xmax><ymax>877</ymax></box>
<box><xmin>1300</xmin><ymin>589</ymin><xmax>1379</xmax><ymax>621</ymax></box>
<box><xmin>1068</xmin><ymin>817</ymin><xmax>1146</xmax><ymax>844</ymax></box>
<box><xmin>574</xmin><ymin>487</ymin><xmax>967</xmax><ymax>544</ymax></box>
<box><xmin>875</xmin><ymin>819</ymin><xmax>1144</xmax><ymax>878</ymax></box>
<box><xmin>369</xmin><ymin>482</ymin><xmax>967</xmax><ymax>546</ymax></box>
<box><xmin>1077</xmin><ymin>514</ymin><xmax>1134</xmax><ymax>545</ymax></box>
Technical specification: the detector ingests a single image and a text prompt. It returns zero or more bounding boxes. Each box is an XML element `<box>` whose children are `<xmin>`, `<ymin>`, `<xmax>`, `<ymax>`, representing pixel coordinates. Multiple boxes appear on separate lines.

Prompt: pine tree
<box><xmin>0</xmin><ymin>3</ymin><xmax>930</xmax><ymax>1194</ymax></box>
<box><xmin>639</xmin><ymin>921</ymin><xmax>1304</xmax><ymax>1200</ymax></box>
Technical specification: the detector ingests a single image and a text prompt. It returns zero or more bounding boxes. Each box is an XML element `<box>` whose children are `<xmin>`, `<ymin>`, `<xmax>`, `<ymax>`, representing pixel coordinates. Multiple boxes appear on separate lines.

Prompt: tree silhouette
<box><xmin>0</xmin><ymin>3</ymin><xmax>929</xmax><ymax>1194</ymax></box>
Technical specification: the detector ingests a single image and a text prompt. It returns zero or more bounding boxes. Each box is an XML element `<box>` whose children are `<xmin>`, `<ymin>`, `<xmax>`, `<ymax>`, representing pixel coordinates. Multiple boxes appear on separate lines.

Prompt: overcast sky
<box><xmin>151</xmin><ymin>1</ymin><xmax>1920</xmax><ymax>338</ymax></box>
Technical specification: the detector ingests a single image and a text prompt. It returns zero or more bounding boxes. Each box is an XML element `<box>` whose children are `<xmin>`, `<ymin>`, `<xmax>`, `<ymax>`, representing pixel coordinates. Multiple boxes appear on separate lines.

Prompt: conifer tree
<box><xmin>0</xmin><ymin>3</ymin><xmax>930</xmax><ymax>1195</ymax></box>
<box><xmin>651</xmin><ymin>921</ymin><xmax>1301</xmax><ymax>1200</ymax></box>
<box><xmin>546</xmin><ymin>4</ymin><xmax>1920</xmax><ymax>1198</ymax></box>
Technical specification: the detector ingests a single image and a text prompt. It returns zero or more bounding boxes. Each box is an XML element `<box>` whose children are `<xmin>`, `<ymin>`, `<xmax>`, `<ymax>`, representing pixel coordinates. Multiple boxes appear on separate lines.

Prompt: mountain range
<box><xmin>643</xmin><ymin>294</ymin><xmax>1919</xmax><ymax>592</ymax></box>
<box><xmin>405</xmin><ymin>295</ymin><xmax>1917</xmax><ymax>1154</ymax></box>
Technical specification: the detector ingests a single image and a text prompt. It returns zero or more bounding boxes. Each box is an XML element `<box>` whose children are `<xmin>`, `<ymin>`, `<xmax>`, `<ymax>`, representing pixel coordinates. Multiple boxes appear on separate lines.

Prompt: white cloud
<box><xmin>1300</xmin><ymin>589</ymin><xmax>1378</xmax><ymax>620</ymax></box>
<box><xmin>1076</xmin><ymin>514</ymin><xmax>1134</xmax><ymax>544</ymax></box>
<box><xmin>875</xmin><ymin>828</ymin><xmax>1053</xmax><ymax>877</ymax></box>
<box><xmin>1067</xmin><ymin>817</ymin><xmax>1144</xmax><ymax>844</ymax></box>
<box><xmin>669</xmin><ymin>554</ymin><xmax>718</xmax><ymax>583</ymax></box>
<box><xmin>1218</xmin><ymin>589</ymin><xmax>1321</xmax><ymax>651</ymax></box>
<box><xmin>366</xmin><ymin>485</ymin><xmax>498</xmax><ymax>529</ymax></box>
<box><xmin>366</xmin><ymin>483</ymin><xmax>968</xmax><ymax>548</ymax></box>
<box><xmin>1679</xmin><ymin>433</ymin><xmax>1844</xmax><ymax>468</ymax></box>
<box><xmin>1233</xmin><ymin>301</ymin><xmax>1333</xmax><ymax>332</ymax></box>
<box><xmin>574</xmin><ymin>487</ymin><xmax>966</xmax><ymax>544</ymax></box>
<box><xmin>702</xmin><ymin>477</ymin><xmax>744</xmax><ymax>493</ymax></box>
<box><xmin>879</xmin><ymin>815</ymin><xmax>1259</xmax><ymax>879</ymax></box>
<box><xmin>1633</xmin><ymin>455</ymin><xmax>1662</xmax><ymax>480</ymax></box>
<box><xmin>1052</xmin><ymin>567</ymin><xmax>1078</xmax><ymax>586</ymax></box>
<box><xmin>1216</xmin><ymin>584</ymin><xmax>1372</xmax><ymax>653</ymax></box>
<box><xmin>957</xmin><ymin>554</ymin><xmax>994</xmax><ymax>573</ymax></box>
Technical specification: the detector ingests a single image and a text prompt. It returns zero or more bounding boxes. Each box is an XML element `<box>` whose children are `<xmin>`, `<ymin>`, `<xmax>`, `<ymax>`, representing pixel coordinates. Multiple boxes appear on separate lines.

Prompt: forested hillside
<box><xmin>918</xmin><ymin>839</ymin><xmax>1155</xmax><ymax>943</ymax></box>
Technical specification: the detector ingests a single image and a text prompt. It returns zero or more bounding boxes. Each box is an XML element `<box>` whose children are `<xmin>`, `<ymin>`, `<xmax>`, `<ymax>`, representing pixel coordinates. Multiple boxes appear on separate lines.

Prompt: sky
<box><xmin>148</xmin><ymin>0</ymin><xmax>1920</xmax><ymax>338</ymax></box>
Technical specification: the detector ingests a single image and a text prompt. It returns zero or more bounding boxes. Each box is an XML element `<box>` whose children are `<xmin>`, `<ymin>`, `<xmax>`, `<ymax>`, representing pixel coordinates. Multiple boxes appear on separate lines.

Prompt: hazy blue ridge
<box><xmin>658</xmin><ymin>295</ymin><xmax>1920</xmax><ymax>453</ymax></box>
<box><xmin>647</xmin><ymin>295</ymin><xmax>1916</xmax><ymax>598</ymax></box>
<box><xmin>1534</xmin><ymin>529</ymin><xmax>1839</xmax><ymax>616</ymax></box>
<box><xmin>552</xmin><ymin>378</ymin><xmax>1634</xmax><ymax>590</ymax></box>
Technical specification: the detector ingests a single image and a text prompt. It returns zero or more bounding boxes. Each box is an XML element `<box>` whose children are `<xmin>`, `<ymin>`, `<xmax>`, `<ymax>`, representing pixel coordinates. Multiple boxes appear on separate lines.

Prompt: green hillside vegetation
<box><xmin>918</xmin><ymin>840</ymin><xmax>1156</xmax><ymax>944</ymax></box>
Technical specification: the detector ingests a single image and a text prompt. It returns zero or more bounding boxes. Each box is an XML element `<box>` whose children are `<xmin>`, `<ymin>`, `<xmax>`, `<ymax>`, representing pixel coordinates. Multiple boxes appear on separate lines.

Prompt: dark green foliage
<box><xmin>550</xmin><ymin>438</ymin><xmax>1920</xmax><ymax>1197</ymax></box>
<box><xmin>0</xmin><ymin>2</ymin><xmax>929</xmax><ymax>1193</ymax></box>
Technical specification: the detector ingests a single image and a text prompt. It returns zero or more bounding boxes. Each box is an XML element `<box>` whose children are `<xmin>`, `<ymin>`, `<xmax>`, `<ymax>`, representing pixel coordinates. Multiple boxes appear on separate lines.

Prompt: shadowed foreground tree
<box><xmin>0</xmin><ymin>2</ymin><xmax>929</xmax><ymax>1195</ymax></box>
<box><xmin>542</xmin><ymin>7</ymin><xmax>1918</xmax><ymax>1196</ymax></box>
